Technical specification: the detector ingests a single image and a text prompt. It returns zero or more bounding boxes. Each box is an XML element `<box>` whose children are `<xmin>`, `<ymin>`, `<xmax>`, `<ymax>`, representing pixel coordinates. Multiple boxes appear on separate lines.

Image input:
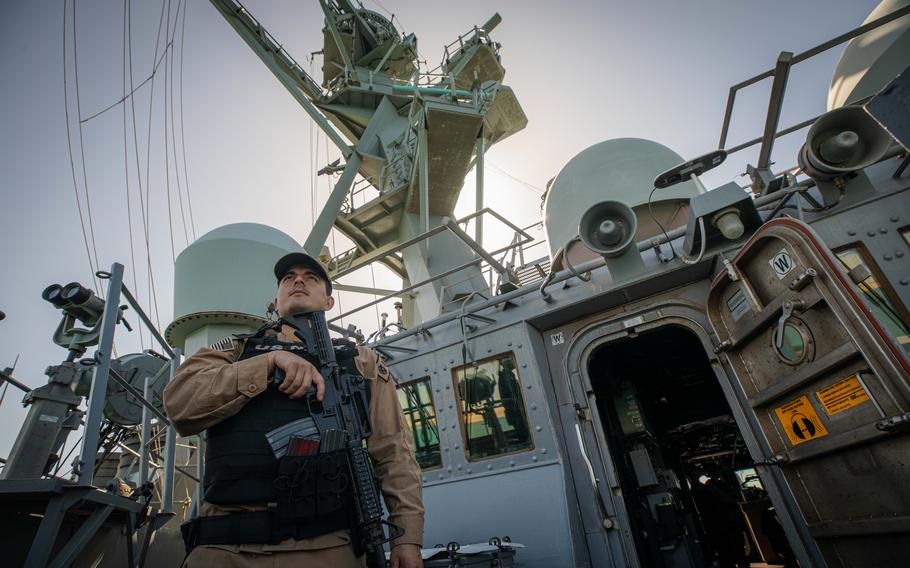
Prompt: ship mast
<box><xmin>208</xmin><ymin>0</ymin><xmax>527</xmax><ymax>325</ymax></box>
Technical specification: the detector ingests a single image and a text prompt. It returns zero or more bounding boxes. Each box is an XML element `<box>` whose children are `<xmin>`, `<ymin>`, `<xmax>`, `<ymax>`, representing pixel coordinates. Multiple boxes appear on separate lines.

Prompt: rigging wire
<box><xmin>122</xmin><ymin>0</ymin><xmax>146</xmax><ymax>349</ymax></box>
<box><xmin>69</xmin><ymin>0</ymin><xmax>104</xmax><ymax>296</ymax></box>
<box><xmin>62</xmin><ymin>0</ymin><xmax>99</xmax><ymax>296</ymax></box>
<box><xmin>370</xmin><ymin>263</ymin><xmax>381</xmax><ymax>333</ymax></box>
<box><xmin>136</xmin><ymin>0</ymin><xmax>170</xmax><ymax>330</ymax></box>
<box><xmin>177</xmin><ymin>0</ymin><xmax>197</xmax><ymax>240</ymax></box>
<box><xmin>168</xmin><ymin>0</ymin><xmax>191</xmax><ymax>248</ymax></box>
<box><xmin>126</xmin><ymin>0</ymin><xmax>163</xmax><ymax>331</ymax></box>
<box><xmin>163</xmin><ymin>0</ymin><xmax>177</xmax><ymax>263</ymax></box>
<box><xmin>79</xmin><ymin>42</ymin><xmax>173</xmax><ymax>125</ymax></box>
<box><xmin>309</xmin><ymin>55</ymin><xmax>317</xmax><ymax>228</ymax></box>
<box><xmin>486</xmin><ymin>161</ymin><xmax>545</xmax><ymax>195</ymax></box>
<box><xmin>322</xmin><ymin>131</ymin><xmax>344</xmax><ymax>327</ymax></box>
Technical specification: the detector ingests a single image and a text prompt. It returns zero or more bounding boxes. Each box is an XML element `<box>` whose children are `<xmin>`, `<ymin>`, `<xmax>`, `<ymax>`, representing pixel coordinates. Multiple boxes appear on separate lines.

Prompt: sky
<box><xmin>0</xmin><ymin>0</ymin><xmax>884</xmax><ymax>462</ymax></box>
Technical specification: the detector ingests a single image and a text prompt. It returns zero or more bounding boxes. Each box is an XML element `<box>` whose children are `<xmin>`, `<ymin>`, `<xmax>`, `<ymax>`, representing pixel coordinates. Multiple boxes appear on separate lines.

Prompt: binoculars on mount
<box><xmin>42</xmin><ymin>282</ymin><xmax>105</xmax><ymax>326</ymax></box>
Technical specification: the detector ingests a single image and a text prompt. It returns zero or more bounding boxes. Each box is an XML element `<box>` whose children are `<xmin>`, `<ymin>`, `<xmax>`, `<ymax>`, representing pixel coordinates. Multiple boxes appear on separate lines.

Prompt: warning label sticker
<box><xmin>816</xmin><ymin>375</ymin><xmax>870</xmax><ymax>416</ymax></box>
<box><xmin>774</xmin><ymin>395</ymin><xmax>829</xmax><ymax>446</ymax></box>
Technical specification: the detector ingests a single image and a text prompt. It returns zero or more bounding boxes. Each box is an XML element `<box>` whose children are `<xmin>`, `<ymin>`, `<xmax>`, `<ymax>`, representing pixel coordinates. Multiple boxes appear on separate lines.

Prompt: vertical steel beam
<box><xmin>76</xmin><ymin>263</ymin><xmax>124</xmax><ymax>486</ymax></box>
<box><xmin>757</xmin><ymin>51</ymin><xmax>794</xmax><ymax>169</ymax></box>
<box><xmin>418</xmin><ymin>114</ymin><xmax>430</xmax><ymax>257</ymax></box>
<box><xmin>160</xmin><ymin>348</ymin><xmax>181</xmax><ymax>515</ymax></box>
<box><xmin>475</xmin><ymin>133</ymin><xmax>485</xmax><ymax>247</ymax></box>
<box><xmin>139</xmin><ymin>376</ymin><xmax>152</xmax><ymax>486</ymax></box>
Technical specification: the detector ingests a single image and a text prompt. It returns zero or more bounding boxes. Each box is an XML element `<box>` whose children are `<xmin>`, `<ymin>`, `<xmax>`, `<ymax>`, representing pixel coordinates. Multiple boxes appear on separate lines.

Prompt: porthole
<box><xmin>772</xmin><ymin>317</ymin><xmax>815</xmax><ymax>365</ymax></box>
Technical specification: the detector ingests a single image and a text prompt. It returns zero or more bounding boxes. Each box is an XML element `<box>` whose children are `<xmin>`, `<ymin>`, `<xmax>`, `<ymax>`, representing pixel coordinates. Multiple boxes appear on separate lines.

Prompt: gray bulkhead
<box><xmin>379</xmin><ymin>150</ymin><xmax>909</xmax><ymax>567</ymax></box>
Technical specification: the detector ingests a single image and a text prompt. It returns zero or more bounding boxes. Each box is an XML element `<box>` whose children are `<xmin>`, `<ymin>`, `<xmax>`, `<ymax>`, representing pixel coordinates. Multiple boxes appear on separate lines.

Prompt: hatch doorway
<box><xmin>587</xmin><ymin>326</ymin><xmax>796</xmax><ymax>568</ymax></box>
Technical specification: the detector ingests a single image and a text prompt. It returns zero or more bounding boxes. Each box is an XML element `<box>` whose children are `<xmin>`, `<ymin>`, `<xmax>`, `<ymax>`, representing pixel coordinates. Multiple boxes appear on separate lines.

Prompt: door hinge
<box><xmin>755</xmin><ymin>453</ymin><xmax>789</xmax><ymax>466</ymax></box>
<box><xmin>877</xmin><ymin>412</ymin><xmax>910</xmax><ymax>432</ymax></box>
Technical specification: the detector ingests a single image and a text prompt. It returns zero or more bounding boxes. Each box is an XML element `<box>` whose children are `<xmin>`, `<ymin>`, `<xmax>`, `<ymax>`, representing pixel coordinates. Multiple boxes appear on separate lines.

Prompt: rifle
<box><xmin>275</xmin><ymin>311</ymin><xmax>402</xmax><ymax>567</ymax></box>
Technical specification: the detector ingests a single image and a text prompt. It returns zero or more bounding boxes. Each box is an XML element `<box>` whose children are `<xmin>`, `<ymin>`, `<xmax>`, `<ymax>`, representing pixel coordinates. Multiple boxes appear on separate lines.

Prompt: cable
<box><xmin>122</xmin><ymin>0</ymin><xmax>145</xmax><ymax>350</ymax></box>
<box><xmin>177</xmin><ymin>0</ymin><xmax>196</xmax><ymax>239</ymax></box>
<box><xmin>163</xmin><ymin>0</ymin><xmax>177</xmax><ymax>263</ymax></box>
<box><xmin>168</xmin><ymin>0</ymin><xmax>190</xmax><ymax>248</ymax></box>
<box><xmin>681</xmin><ymin>217</ymin><xmax>707</xmax><ymax>265</ymax></box>
<box><xmin>62</xmin><ymin>0</ymin><xmax>98</xmax><ymax>296</ymax></box>
<box><xmin>561</xmin><ymin>237</ymin><xmax>591</xmax><ymax>282</ymax></box>
<box><xmin>79</xmin><ymin>45</ymin><xmax>173</xmax><ymax>125</ymax></box>
<box><xmin>487</xmin><ymin>161</ymin><xmax>545</xmax><ymax>195</ymax></box>
<box><xmin>140</xmin><ymin>0</ymin><xmax>170</xmax><ymax>330</ymax></box>
<box><xmin>126</xmin><ymin>0</ymin><xmax>161</xmax><ymax>332</ymax></box>
<box><xmin>647</xmin><ymin>185</ymin><xmax>678</xmax><ymax>260</ymax></box>
<box><xmin>71</xmin><ymin>0</ymin><xmax>104</xmax><ymax>296</ymax></box>
<box><xmin>370</xmin><ymin>263</ymin><xmax>382</xmax><ymax>334</ymax></box>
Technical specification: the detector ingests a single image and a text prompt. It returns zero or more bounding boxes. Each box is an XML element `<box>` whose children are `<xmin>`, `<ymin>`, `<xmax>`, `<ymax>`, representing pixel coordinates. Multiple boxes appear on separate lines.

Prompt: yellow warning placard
<box><xmin>816</xmin><ymin>375</ymin><xmax>870</xmax><ymax>416</ymax></box>
<box><xmin>774</xmin><ymin>395</ymin><xmax>829</xmax><ymax>446</ymax></box>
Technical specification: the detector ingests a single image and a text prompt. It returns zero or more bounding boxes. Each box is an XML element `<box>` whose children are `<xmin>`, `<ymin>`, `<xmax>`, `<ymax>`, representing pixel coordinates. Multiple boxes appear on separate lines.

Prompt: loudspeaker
<box><xmin>798</xmin><ymin>106</ymin><xmax>892</xmax><ymax>180</ymax></box>
<box><xmin>579</xmin><ymin>200</ymin><xmax>638</xmax><ymax>258</ymax></box>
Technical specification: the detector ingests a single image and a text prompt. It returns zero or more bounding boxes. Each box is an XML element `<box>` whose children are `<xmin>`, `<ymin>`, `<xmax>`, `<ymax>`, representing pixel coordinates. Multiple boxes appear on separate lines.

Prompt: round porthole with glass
<box><xmin>772</xmin><ymin>317</ymin><xmax>815</xmax><ymax>365</ymax></box>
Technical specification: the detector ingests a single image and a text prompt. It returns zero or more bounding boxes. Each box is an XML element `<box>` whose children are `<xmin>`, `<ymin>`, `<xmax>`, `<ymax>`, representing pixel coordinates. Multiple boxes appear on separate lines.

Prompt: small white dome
<box><xmin>170</xmin><ymin>223</ymin><xmax>302</xmax><ymax>341</ymax></box>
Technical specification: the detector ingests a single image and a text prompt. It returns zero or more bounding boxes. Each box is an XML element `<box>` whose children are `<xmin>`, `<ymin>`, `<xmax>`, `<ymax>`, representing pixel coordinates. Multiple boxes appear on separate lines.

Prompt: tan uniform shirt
<box><xmin>163</xmin><ymin>328</ymin><xmax>424</xmax><ymax>554</ymax></box>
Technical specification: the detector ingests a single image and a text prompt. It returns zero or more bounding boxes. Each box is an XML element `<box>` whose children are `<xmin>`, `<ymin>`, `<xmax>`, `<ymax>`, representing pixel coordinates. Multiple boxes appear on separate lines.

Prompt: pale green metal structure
<box><xmin>208</xmin><ymin>0</ymin><xmax>528</xmax><ymax>324</ymax></box>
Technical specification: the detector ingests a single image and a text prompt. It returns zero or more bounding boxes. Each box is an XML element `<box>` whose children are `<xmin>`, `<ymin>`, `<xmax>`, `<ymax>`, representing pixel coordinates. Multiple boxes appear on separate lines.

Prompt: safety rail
<box><xmin>329</xmin><ymin>209</ymin><xmax>536</xmax><ymax>323</ymax></box>
<box><xmin>717</xmin><ymin>4</ymin><xmax>910</xmax><ymax>165</ymax></box>
<box><xmin>437</xmin><ymin>222</ymin><xmax>546</xmax><ymax>307</ymax></box>
<box><xmin>441</xmin><ymin>23</ymin><xmax>500</xmax><ymax>69</ymax></box>
<box><xmin>0</xmin><ymin>262</ymin><xmax>193</xmax><ymax>567</ymax></box>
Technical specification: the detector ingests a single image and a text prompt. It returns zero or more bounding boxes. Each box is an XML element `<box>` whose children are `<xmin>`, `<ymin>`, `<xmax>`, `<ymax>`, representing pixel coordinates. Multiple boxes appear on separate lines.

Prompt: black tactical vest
<box><xmin>202</xmin><ymin>328</ymin><xmax>368</xmax><ymax>506</ymax></box>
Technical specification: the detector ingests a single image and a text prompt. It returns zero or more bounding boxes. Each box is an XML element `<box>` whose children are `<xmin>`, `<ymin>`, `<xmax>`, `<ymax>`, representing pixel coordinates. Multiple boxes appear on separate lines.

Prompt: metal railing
<box><xmin>717</xmin><ymin>4</ymin><xmax>910</xmax><ymax>163</ymax></box>
<box><xmin>0</xmin><ymin>262</ymin><xmax>192</xmax><ymax>566</ymax></box>
<box><xmin>329</xmin><ymin>209</ymin><xmax>536</xmax><ymax>324</ymax></box>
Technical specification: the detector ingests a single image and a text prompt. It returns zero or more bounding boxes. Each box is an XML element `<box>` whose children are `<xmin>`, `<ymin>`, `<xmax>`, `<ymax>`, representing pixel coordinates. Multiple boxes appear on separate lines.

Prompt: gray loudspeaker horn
<box><xmin>798</xmin><ymin>105</ymin><xmax>892</xmax><ymax>180</ymax></box>
<box><xmin>579</xmin><ymin>200</ymin><xmax>638</xmax><ymax>257</ymax></box>
<box><xmin>579</xmin><ymin>200</ymin><xmax>645</xmax><ymax>280</ymax></box>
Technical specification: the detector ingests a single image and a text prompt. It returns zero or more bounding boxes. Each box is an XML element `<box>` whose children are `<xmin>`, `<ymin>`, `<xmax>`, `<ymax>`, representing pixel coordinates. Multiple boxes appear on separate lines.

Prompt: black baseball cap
<box><xmin>273</xmin><ymin>252</ymin><xmax>332</xmax><ymax>293</ymax></box>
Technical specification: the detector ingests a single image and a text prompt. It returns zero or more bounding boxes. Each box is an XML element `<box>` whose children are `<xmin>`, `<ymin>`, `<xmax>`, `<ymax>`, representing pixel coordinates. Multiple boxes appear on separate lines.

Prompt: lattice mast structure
<box><xmin>209</xmin><ymin>0</ymin><xmax>528</xmax><ymax>324</ymax></box>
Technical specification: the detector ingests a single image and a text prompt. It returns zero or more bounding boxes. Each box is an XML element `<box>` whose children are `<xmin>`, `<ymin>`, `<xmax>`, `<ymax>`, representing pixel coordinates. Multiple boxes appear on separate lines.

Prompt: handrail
<box><xmin>717</xmin><ymin>4</ymin><xmax>910</xmax><ymax>153</ymax></box>
<box><xmin>330</xmin><ymin>210</ymin><xmax>536</xmax><ymax>322</ymax></box>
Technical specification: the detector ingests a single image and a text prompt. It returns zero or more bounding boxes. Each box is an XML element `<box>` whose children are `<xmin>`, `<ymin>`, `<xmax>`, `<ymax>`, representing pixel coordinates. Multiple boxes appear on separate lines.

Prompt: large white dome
<box><xmin>543</xmin><ymin>138</ymin><xmax>699</xmax><ymax>260</ymax></box>
<box><xmin>828</xmin><ymin>0</ymin><xmax>910</xmax><ymax>110</ymax></box>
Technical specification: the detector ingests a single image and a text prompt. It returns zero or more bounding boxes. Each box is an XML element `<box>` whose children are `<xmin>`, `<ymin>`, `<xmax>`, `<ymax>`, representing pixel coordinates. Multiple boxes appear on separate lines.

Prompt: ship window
<box><xmin>397</xmin><ymin>378</ymin><xmax>441</xmax><ymax>470</ymax></box>
<box><xmin>772</xmin><ymin>318</ymin><xmax>814</xmax><ymax>365</ymax></box>
<box><xmin>834</xmin><ymin>244</ymin><xmax>910</xmax><ymax>353</ymax></box>
<box><xmin>453</xmin><ymin>353</ymin><xmax>533</xmax><ymax>461</ymax></box>
<box><xmin>901</xmin><ymin>226</ymin><xmax>910</xmax><ymax>248</ymax></box>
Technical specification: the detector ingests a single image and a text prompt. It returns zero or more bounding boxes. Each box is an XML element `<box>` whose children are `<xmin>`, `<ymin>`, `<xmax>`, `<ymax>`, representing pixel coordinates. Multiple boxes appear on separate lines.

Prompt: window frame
<box><xmin>396</xmin><ymin>376</ymin><xmax>443</xmax><ymax>471</ymax></box>
<box><xmin>833</xmin><ymin>241</ymin><xmax>910</xmax><ymax>348</ymax></box>
<box><xmin>451</xmin><ymin>351</ymin><xmax>535</xmax><ymax>463</ymax></box>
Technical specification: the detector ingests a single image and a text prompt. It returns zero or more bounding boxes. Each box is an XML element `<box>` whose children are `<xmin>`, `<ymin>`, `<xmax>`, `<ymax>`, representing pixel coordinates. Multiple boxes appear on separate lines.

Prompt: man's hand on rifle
<box><xmin>390</xmin><ymin>543</ymin><xmax>423</xmax><ymax>568</ymax></box>
<box><xmin>268</xmin><ymin>351</ymin><xmax>325</xmax><ymax>401</ymax></box>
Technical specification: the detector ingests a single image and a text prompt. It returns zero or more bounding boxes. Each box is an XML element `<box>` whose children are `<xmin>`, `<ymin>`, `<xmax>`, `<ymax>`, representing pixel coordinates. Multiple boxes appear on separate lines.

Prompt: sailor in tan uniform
<box><xmin>164</xmin><ymin>251</ymin><xmax>424</xmax><ymax>567</ymax></box>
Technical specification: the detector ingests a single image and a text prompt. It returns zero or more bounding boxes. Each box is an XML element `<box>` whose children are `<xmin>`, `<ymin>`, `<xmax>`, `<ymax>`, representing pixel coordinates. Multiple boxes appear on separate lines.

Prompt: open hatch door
<box><xmin>707</xmin><ymin>218</ymin><xmax>910</xmax><ymax>567</ymax></box>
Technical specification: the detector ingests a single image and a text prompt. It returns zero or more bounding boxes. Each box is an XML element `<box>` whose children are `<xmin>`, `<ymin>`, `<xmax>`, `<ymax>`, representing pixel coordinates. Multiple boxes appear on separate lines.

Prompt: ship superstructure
<box><xmin>1</xmin><ymin>1</ymin><xmax>909</xmax><ymax>567</ymax></box>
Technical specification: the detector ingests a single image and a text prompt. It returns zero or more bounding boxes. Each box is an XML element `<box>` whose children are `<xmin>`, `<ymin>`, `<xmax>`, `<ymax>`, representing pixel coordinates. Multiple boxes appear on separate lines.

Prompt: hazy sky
<box><xmin>0</xmin><ymin>0</ymin><xmax>883</xmax><ymax>459</ymax></box>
